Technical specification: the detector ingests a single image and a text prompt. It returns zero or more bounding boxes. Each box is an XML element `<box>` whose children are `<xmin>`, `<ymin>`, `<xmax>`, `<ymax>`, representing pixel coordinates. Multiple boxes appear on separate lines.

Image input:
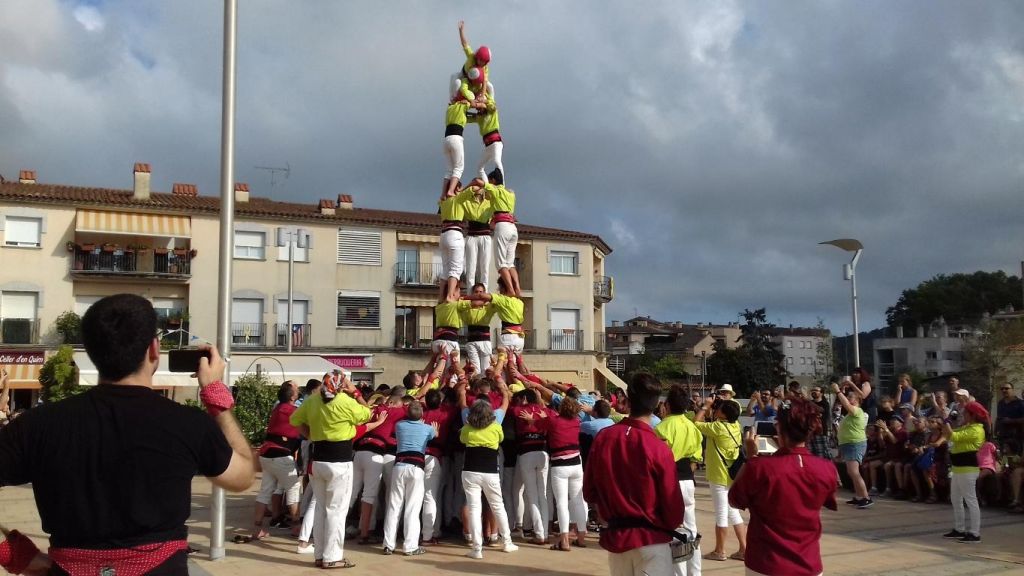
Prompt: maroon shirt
<box><xmin>511</xmin><ymin>404</ymin><xmax>548</xmax><ymax>453</ymax></box>
<box><xmin>422</xmin><ymin>405</ymin><xmax>458</xmax><ymax>458</ymax></box>
<box><xmin>884</xmin><ymin>428</ymin><xmax>908</xmax><ymax>460</ymax></box>
<box><xmin>367</xmin><ymin>404</ymin><xmax>407</xmax><ymax>448</ymax></box>
<box><xmin>582</xmin><ymin>418</ymin><xmax>683</xmax><ymax>554</ymax></box>
<box><xmin>729</xmin><ymin>447</ymin><xmax>838</xmax><ymax>576</ymax></box>
<box><xmin>543</xmin><ymin>411</ymin><xmax>581</xmax><ymax>458</ymax></box>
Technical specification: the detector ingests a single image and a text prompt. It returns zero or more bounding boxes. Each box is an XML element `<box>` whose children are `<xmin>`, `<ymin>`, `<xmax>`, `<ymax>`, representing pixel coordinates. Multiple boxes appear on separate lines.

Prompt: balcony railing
<box><xmin>70</xmin><ymin>247</ymin><xmax>192</xmax><ymax>279</ymax></box>
<box><xmin>549</xmin><ymin>329</ymin><xmax>583</xmax><ymax>351</ymax></box>
<box><xmin>0</xmin><ymin>318</ymin><xmax>40</xmax><ymax>344</ymax></box>
<box><xmin>275</xmin><ymin>323</ymin><xmax>311</xmax><ymax>349</ymax></box>
<box><xmin>594</xmin><ymin>332</ymin><xmax>606</xmax><ymax>353</ymax></box>
<box><xmin>394</xmin><ymin>263</ymin><xmax>445</xmax><ymax>288</ymax></box>
<box><xmin>231</xmin><ymin>323</ymin><xmax>266</xmax><ymax>348</ymax></box>
<box><xmin>594</xmin><ymin>276</ymin><xmax>614</xmax><ymax>304</ymax></box>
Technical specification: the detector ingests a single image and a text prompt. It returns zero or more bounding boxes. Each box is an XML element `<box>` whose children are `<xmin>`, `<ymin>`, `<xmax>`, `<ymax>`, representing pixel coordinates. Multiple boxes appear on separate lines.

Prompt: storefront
<box><xmin>1</xmin><ymin>349</ymin><xmax>44</xmax><ymax>411</ymax></box>
<box><xmin>321</xmin><ymin>354</ymin><xmax>381</xmax><ymax>387</ymax></box>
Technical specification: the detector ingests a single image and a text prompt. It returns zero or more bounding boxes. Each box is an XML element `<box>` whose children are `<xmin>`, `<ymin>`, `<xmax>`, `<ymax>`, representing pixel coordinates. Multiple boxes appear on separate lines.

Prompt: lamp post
<box><xmin>277</xmin><ymin>227</ymin><xmax>310</xmax><ymax>352</ymax></box>
<box><xmin>820</xmin><ymin>239</ymin><xmax>863</xmax><ymax>368</ymax></box>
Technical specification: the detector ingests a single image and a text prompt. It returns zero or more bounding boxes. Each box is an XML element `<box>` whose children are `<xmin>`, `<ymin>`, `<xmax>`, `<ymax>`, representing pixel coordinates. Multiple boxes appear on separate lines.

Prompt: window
<box><xmin>277</xmin><ymin>244</ymin><xmax>309</xmax><ymax>262</ymax></box>
<box><xmin>786</xmin><ymin>340</ymin><xmax>793</xmax><ymax>348</ymax></box>
<box><xmin>152</xmin><ymin>298</ymin><xmax>185</xmax><ymax>320</ymax></box>
<box><xmin>925</xmin><ymin>350</ymin><xmax>938</xmax><ymax>360</ymax></box>
<box><xmin>337</xmin><ymin>229</ymin><xmax>382</xmax><ymax>266</ymax></box>
<box><xmin>786</xmin><ymin>357</ymin><xmax>794</xmax><ymax>365</ymax></box>
<box><xmin>234</xmin><ymin>231</ymin><xmax>265</xmax><ymax>260</ymax></box>
<box><xmin>74</xmin><ymin>296</ymin><xmax>102</xmax><ymax>317</ymax></box>
<box><xmin>396</xmin><ymin>248</ymin><xmax>419</xmax><ymax>283</ymax></box>
<box><xmin>1</xmin><ymin>291</ymin><xmax>38</xmax><ymax>344</ymax></box>
<box><xmin>337</xmin><ymin>291</ymin><xmax>380</xmax><ymax>328</ymax></box>
<box><xmin>549</xmin><ymin>251</ymin><xmax>578</xmax><ymax>275</ymax></box>
<box><xmin>4</xmin><ymin>216</ymin><xmax>42</xmax><ymax>247</ymax></box>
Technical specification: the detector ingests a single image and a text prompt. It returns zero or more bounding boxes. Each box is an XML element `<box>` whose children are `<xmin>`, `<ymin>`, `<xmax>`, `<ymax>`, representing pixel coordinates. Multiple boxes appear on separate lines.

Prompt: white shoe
<box><xmin>296</xmin><ymin>543</ymin><xmax>315</xmax><ymax>554</ymax></box>
<box><xmin>466</xmin><ymin>548</ymin><xmax>484</xmax><ymax>559</ymax></box>
<box><xmin>502</xmin><ymin>543</ymin><xmax>519</xmax><ymax>553</ymax></box>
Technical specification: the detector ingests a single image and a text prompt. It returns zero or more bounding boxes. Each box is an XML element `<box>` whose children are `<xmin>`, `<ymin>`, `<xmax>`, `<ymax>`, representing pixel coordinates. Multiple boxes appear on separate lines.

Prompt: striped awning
<box><xmin>76</xmin><ymin>209</ymin><xmax>191</xmax><ymax>238</ymax></box>
<box><xmin>396</xmin><ymin>294</ymin><xmax>439</xmax><ymax>307</ymax></box>
<box><xmin>1</xmin><ymin>363</ymin><xmax>42</xmax><ymax>390</ymax></box>
<box><xmin>397</xmin><ymin>233</ymin><xmax>437</xmax><ymax>244</ymax></box>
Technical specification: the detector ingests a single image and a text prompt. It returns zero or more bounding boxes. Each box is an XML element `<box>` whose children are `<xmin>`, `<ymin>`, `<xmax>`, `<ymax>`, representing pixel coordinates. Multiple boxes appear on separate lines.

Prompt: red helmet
<box><xmin>475</xmin><ymin>45</ymin><xmax>491</xmax><ymax>65</ymax></box>
<box><xmin>466</xmin><ymin>66</ymin><xmax>485</xmax><ymax>85</ymax></box>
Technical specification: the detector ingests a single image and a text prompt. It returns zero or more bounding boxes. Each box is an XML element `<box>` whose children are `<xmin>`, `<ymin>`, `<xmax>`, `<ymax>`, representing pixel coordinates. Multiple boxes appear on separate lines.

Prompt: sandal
<box><xmin>571</xmin><ymin>541</ymin><xmax>587</xmax><ymax>548</ymax></box>
<box><xmin>322</xmin><ymin>559</ymin><xmax>356</xmax><ymax>569</ymax></box>
<box><xmin>549</xmin><ymin>542</ymin><xmax>570</xmax><ymax>552</ymax></box>
<box><xmin>703</xmin><ymin>551</ymin><xmax>728</xmax><ymax>562</ymax></box>
<box><xmin>729</xmin><ymin>551</ymin><xmax>745</xmax><ymax>561</ymax></box>
<box><xmin>231</xmin><ymin>532</ymin><xmax>268</xmax><ymax>544</ymax></box>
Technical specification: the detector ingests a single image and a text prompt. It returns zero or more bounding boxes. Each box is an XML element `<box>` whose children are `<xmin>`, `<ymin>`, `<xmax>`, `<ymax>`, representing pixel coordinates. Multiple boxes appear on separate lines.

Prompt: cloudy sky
<box><xmin>2</xmin><ymin>1</ymin><xmax>1022</xmax><ymax>334</ymax></box>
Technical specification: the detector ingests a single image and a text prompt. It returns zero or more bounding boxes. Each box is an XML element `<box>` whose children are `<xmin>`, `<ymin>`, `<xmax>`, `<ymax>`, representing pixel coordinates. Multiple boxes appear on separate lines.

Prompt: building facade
<box><xmin>0</xmin><ymin>166</ymin><xmax>616</xmax><ymax>406</ymax></box>
<box><xmin>872</xmin><ymin>321</ymin><xmax>968</xmax><ymax>394</ymax></box>
<box><xmin>605</xmin><ymin>317</ymin><xmax>742</xmax><ymax>380</ymax></box>
<box><xmin>771</xmin><ymin>327</ymin><xmax>831</xmax><ymax>387</ymax></box>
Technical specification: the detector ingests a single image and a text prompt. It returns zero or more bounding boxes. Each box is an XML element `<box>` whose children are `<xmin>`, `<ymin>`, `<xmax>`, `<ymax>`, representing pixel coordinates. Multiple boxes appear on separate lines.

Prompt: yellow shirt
<box><xmin>463</xmin><ymin>194</ymin><xmax>493</xmax><ymax>224</ymax></box>
<box><xmin>950</xmin><ymin>422</ymin><xmax>986</xmax><ymax>474</ymax></box>
<box><xmin>462</xmin><ymin>43</ymin><xmax>490</xmax><ymax>81</ymax></box>
<box><xmin>290</xmin><ymin>392</ymin><xmax>371</xmax><ymax>442</ymax></box>
<box><xmin>490</xmin><ymin>293</ymin><xmax>524</xmax><ymax>326</ymax></box>
<box><xmin>408</xmin><ymin>377</ymin><xmax>440</xmax><ymax>398</ymax></box>
<box><xmin>461</xmin><ymin>421</ymin><xmax>504</xmax><ymax>449</ymax></box>
<box><xmin>477</xmin><ymin>98</ymin><xmax>500</xmax><ymax>136</ymax></box>
<box><xmin>435</xmin><ymin>300</ymin><xmax>470</xmax><ymax>329</ymax></box>
<box><xmin>462</xmin><ymin>302</ymin><xmax>496</xmax><ymax>327</ymax></box>
<box><xmin>445</xmin><ymin>100</ymin><xmax>472</xmax><ymax>127</ymax></box>
<box><xmin>655</xmin><ymin>414</ymin><xmax>704</xmax><ymax>463</ymax></box>
<box><xmin>439</xmin><ymin>188</ymin><xmax>475</xmax><ymax>221</ymax></box>
<box><xmin>694</xmin><ymin>420</ymin><xmax>742</xmax><ymax>487</ymax></box>
<box><xmin>484</xmin><ymin>183</ymin><xmax>515</xmax><ymax>214</ymax></box>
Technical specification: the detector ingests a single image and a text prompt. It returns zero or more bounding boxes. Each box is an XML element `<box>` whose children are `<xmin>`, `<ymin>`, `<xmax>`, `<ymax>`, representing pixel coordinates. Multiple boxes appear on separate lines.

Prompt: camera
<box><xmin>168</xmin><ymin>348</ymin><xmax>211</xmax><ymax>373</ymax></box>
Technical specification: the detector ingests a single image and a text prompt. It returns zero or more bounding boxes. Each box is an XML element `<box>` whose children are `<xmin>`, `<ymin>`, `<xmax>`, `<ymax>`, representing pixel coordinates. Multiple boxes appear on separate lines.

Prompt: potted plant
<box><xmin>173</xmin><ymin>246</ymin><xmax>188</xmax><ymax>257</ymax></box>
<box><xmin>79</xmin><ymin>242</ymin><xmax>96</xmax><ymax>252</ymax></box>
<box><xmin>101</xmin><ymin>243</ymin><xmax>117</xmax><ymax>253</ymax></box>
<box><xmin>189</xmin><ymin>248</ymin><xmax>198</xmax><ymax>259</ymax></box>
<box><xmin>65</xmin><ymin>240</ymin><xmax>75</xmax><ymax>252</ymax></box>
<box><xmin>154</xmin><ymin>247</ymin><xmax>169</xmax><ymax>255</ymax></box>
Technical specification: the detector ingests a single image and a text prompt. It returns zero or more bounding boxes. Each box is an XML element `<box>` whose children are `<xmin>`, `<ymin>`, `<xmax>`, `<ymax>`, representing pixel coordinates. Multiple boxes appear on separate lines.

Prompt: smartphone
<box><xmin>755</xmin><ymin>420</ymin><xmax>777</xmax><ymax>437</ymax></box>
<box><xmin>168</xmin><ymin>349</ymin><xmax>211</xmax><ymax>373</ymax></box>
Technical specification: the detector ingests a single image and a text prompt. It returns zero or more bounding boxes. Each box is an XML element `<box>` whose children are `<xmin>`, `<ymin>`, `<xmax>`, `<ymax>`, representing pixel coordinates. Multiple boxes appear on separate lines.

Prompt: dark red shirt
<box><xmin>543</xmin><ymin>411</ymin><xmax>581</xmax><ymax>457</ymax></box>
<box><xmin>729</xmin><ymin>447</ymin><xmax>838</xmax><ymax>576</ymax></box>
<box><xmin>884</xmin><ymin>428</ymin><xmax>908</xmax><ymax>460</ymax></box>
<box><xmin>368</xmin><ymin>404</ymin><xmax>407</xmax><ymax>448</ymax></box>
<box><xmin>422</xmin><ymin>405</ymin><xmax>459</xmax><ymax>458</ymax></box>
<box><xmin>511</xmin><ymin>404</ymin><xmax>548</xmax><ymax>453</ymax></box>
<box><xmin>582</xmin><ymin>418</ymin><xmax>683</xmax><ymax>554</ymax></box>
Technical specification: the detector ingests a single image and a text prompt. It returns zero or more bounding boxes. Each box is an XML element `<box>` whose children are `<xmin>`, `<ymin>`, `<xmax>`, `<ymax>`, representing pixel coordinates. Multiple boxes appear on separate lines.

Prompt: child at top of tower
<box><xmin>458</xmin><ymin>20</ymin><xmax>491</xmax><ymax>97</ymax></box>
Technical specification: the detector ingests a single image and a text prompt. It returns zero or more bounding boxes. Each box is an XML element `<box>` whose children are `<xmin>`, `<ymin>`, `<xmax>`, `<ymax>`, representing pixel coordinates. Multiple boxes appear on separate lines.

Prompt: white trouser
<box><xmin>464</xmin><ymin>340</ymin><xmax>493</xmax><ymax>374</ymax></box>
<box><xmin>299</xmin><ymin>483</ymin><xmax>317</xmax><ymax>542</ymax></box>
<box><xmin>431</xmin><ymin>339</ymin><xmax>460</xmax><ymax>359</ymax></box>
<box><xmin>549</xmin><ymin>462</ymin><xmax>587</xmax><ymax>535</ymax></box>
<box><xmin>462</xmin><ymin>471</ymin><xmax>512</xmax><ymax>552</ymax></box>
<box><xmin>311</xmin><ymin>461</ymin><xmax>353</xmax><ymax>563</ymax></box>
<box><xmin>464</xmin><ymin>234</ymin><xmax>491</xmax><ymax>289</ymax></box>
<box><xmin>710</xmin><ymin>483</ymin><xmax>743</xmax><ymax>528</ymax></box>
<box><xmin>476</xmin><ymin>141</ymin><xmax>504</xmax><ymax>182</ymax></box>
<box><xmin>674</xmin><ymin>479</ymin><xmax>701</xmax><ymax>576</ymax></box>
<box><xmin>608</xmin><ymin>543</ymin><xmax>673</xmax><ymax>576</ymax></box>
<box><xmin>440</xmin><ymin>230</ymin><xmax>466</xmax><ymax>280</ymax></box>
<box><xmin>257</xmin><ymin>456</ymin><xmax>301</xmax><ymax>505</ymax></box>
<box><xmin>502</xmin><ymin>461</ymin><xmax>525</xmax><ymax>528</ymax></box>
<box><xmin>352</xmin><ymin>450</ymin><xmax>389</xmax><ymax>506</ymax></box>
<box><xmin>383</xmin><ymin>464</ymin><xmax>426</xmax><ymax>553</ymax></box>
<box><xmin>499</xmin><ymin>332</ymin><xmax>525</xmax><ymax>355</ymax></box>
<box><xmin>493</xmin><ymin>221</ymin><xmax>518</xmax><ymax>269</ymax></box>
<box><xmin>519</xmin><ymin>450</ymin><xmax>550</xmax><ymax>539</ymax></box>
<box><xmin>951</xmin><ymin>471</ymin><xmax>981</xmax><ymax>535</ymax></box>
<box><xmin>421</xmin><ymin>454</ymin><xmax>443</xmax><ymax>540</ymax></box>
<box><xmin>443</xmin><ymin>135</ymin><xmax>465</xmax><ymax>180</ymax></box>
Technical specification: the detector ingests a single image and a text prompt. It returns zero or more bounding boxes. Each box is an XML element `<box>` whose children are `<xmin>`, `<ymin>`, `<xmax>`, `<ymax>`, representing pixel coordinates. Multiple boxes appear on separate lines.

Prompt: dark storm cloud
<box><xmin>2</xmin><ymin>1</ymin><xmax>1022</xmax><ymax>334</ymax></box>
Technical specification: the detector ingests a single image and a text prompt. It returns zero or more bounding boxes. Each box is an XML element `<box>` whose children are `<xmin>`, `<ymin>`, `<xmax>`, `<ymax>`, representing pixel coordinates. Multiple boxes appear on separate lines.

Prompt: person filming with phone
<box><xmin>0</xmin><ymin>293</ymin><xmax>254</xmax><ymax>575</ymax></box>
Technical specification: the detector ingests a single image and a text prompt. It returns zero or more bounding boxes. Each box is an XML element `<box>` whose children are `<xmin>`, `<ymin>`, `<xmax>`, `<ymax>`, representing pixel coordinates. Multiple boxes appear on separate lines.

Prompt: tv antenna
<box><xmin>255</xmin><ymin>163</ymin><xmax>290</xmax><ymax>189</ymax></box>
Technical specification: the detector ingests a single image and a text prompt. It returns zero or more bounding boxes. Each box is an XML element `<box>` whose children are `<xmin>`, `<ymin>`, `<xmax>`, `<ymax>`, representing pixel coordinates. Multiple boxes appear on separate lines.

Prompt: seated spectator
<box><xmin>877</xmin><ymin>396</ymin><xmax>896</xmax><ymax>424</ymax></box>
<box><xmin>1002</xmin><ymin>440</ymin><xmax>1024</xmax><ymax>512</ymax></box>
<box><xmin>921</xmin><ymin>392</ymin><xmax>950</xmax><ymax>420</ymax></box>
<box><xmin>903</xmin><ymin>416</ymin><xmax>932</xmax><ymax>502</ymax></box>
<box><xmin>879</xmin><ymin>416</ymin><xmax>909</xmax><ymax>499</ymax></box>
<box><xmin>896</xmin><ymin>373</ymin><xmax>919</xmax><ymax>410</ymax></box>
<box><xmin>863</xmin><ymin>425</ymin><xmax>886</xmax><ymax>495</ymax></box>
<box><xmin>977</xmin><ymin>435</ymin><xmax>1000</xmax><ymax>507</ymax></box>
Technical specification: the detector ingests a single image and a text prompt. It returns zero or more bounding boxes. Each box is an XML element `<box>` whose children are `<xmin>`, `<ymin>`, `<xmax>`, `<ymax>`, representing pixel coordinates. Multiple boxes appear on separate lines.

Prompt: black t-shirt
<box><xmin>0</xmin><ymin>385</ymin><xmax>232</xmax><ymax>549</ymax></box>
<box><xmin>814</xmin><ymin>398</ymin><xmax>831</xmax><ymax>435</ymax></box>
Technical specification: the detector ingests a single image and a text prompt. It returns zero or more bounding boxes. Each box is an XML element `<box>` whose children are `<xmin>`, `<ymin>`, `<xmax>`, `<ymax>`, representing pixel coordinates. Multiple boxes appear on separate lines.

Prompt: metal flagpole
<box><xmin>211</xmin><ymin>0</ymin><xmax>237</xmax><ymax>561</ymax></box>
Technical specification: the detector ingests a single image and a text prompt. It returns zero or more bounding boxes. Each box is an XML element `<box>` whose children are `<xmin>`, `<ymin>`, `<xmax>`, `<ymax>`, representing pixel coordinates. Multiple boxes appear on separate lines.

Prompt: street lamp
<box><xmin>820</xmin><ymin>238</ymin><xmax>863</xmax><ymax>368</ymax></box>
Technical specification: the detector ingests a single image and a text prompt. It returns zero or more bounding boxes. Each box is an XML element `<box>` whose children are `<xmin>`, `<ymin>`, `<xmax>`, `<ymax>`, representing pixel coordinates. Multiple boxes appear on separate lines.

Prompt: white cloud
<box><xmin>73</xmin><ymin>5</ymin><xmax>104</xmax><ymax>33</ymax></box>
<box><xmin>609</xmin><ymin>218</ymin><xmax>639</xmax><ymax>252</ymax></box>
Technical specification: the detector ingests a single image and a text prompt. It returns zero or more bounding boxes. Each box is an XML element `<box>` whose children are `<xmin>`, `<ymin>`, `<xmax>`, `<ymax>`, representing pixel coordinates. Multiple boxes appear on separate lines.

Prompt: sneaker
<box><xmin>502</xmin><ymin>543</ymin><xmax>519</xmax><ymax>553</ymax></box>
<box><xmin>466</xmin><ymin>548</ymin><xmax>484</xmax><ymax>559</ymax></box>
<box><xmin>296</xmin><ymin>543</ymin><xmax>315</xmax><ymax>555</ymax></box>
<box><xmin>404</xmin><ymin>548</ymin><xmax>426</xmax><ymax>556</ymax></box>
<box><xmin>943</xmin><ymin>530</ymin><xmax>966</xmax><ymax>539</ymax></box>
<box><xmin>958</xmin><ymin>533</ymin><xmax>981</xmax><ymax>544</ymax></box>
<box><xmin>383</xmin><ymin>547</ymin><xmax>393</xmax><ymax>556</ymax></box>
<box><xmin>846</xmin><ymin>497</ymin><xmax>859</xmax><ymax>505</ymax></box>
<box><xmin>868</xmin><ymin>487</ymin><xmax>879</xmax><ymax>496</ymax></box>
<box><xmin>856</xmin><ymin>498</ymin><xmax>874</xmax><ymax>509</ymax></box>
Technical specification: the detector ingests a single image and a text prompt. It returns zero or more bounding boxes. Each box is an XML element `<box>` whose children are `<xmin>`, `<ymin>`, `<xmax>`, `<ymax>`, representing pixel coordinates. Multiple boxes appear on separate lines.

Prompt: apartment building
<box><xmin>772</xmin><ymin>326</ymin><xmax>831</xmax><ymax>387</ymax></box>
<box><xmin>0</xmin><ymin>165</ymin><xmax>617</xmax><ymax>407</ymax></box>
<box><xmin>605</xmin><ymin>317</ymin><xmax>743</xmax><ymax>377</ymax></box>
<box><xmin>872</xmin><ymin>320</ymin><xmax>968</xmax><ymax>394</ymax></box>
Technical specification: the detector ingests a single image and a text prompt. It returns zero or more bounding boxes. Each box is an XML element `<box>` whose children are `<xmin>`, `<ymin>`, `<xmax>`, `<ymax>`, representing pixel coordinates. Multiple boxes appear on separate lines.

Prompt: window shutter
<box><xmin>4</xmin><ymin>217</ymin><xmax>42</xmax><ymax>246</ymax></box>
<box><xmin>337</xmin><ymin>291</ymin><xmax>381</xmax><ymax>328</ymax></box>
<box><xmin>337</xmin><ymin>229</ymin><xmax>382</xmax><ymax>266</ymax></box>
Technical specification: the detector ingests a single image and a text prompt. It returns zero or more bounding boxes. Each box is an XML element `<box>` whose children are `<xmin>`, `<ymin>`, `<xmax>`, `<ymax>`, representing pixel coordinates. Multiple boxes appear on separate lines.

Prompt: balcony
<box><xmin>594</xmin><ymin>332</ymin><xmax>606</xmax><ymax>353</ymax></box>
<box><xmin>394</xmin><ymin>262</ymin><xmax>444</xmax><ymax>289</ymax></box>
<box><xmin>549</xmin><ymin>329</ymin><xmax>583</xmax><ymax>352</ymax></box>
<box><xmin>275</xmin><ymin>323</ymin><xmax>312</xmax><ymax>349</ymax></box>
<box><xmin>69</xmin><ymin>245</ymin><xmax>193</xmax><ymax>281</ymax></box>
<box><xmin>393</xmin><ymin>326</ymin><xmax>541</xmax><ymax>351</ymax></box>
<box><xmin>231</xmin><ymin>323</ymin><xmax>266</xmax><ymax>348</ymax></box>
<box><xmin>594</xmin><ymin>276</ymin><xmax>614</xmax><ymax>304</ymax></box>
<box><xmin>0</xmin><ymin>318</ymin><xmax>40</xmax><ymax>344</ymax></box>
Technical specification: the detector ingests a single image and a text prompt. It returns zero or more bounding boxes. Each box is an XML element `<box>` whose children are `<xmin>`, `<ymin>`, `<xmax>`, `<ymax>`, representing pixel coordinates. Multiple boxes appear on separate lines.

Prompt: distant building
<box><xmin>872</xmin><ymin>319</ymin><xmax>969</xmax><ymax>395</ymax></box>
<box><xmin>606</xmin><ymin>317</ymin><xmax>742</xmax><ymax>380</ymax></box>
<box><xmin>772</xmin><ymin>326</ymin><xmax>831</xmax><ymax>388</ymax></box>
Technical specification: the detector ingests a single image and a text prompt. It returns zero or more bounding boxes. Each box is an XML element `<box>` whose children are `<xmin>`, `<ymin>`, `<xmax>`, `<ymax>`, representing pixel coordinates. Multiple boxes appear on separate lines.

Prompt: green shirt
<box><xmin>435</xmin><ymin>300</ymin><xmax>470</xmax><ymax>329</ymax></box>
<box><xmin>463</xmin><ymin>194</ymin><xmax>493</xmax><ymax>224</ymax></box>
<box><xmin>439</xmin><ymin>188</ymin><xmax>475</xmax><ymax>221</ymax></box>
<box><xmin>484</xmin><ymin>183</ymin><xmax>515</xmax><ymax>214</ymax></box>
<box><xmin>950</xmin><ymin>422</ymin><xmax>986</xmax><ymax>474</ymax></box>
<box><xmin>445</xmin><ymin>100</ymin><xmax>472</xmax><ymax>128</ymax></box>
<box><xmin>290</xmin><ymin>392</ymin><xmax>371</xmax><ymax>443</ymax></box>
<box><xmin>838</xmin><ymin>406</ymin><xmax>868</xmax><ymax>445</ymax></box>
<box><xmin>693</xmin><ymin>420</ymin><xmax>742</xmax><ymax>487</ymax></box>
<box><xmin>461</xmin><ymin>421</ymin><xmax>503</xmax><ymax>449</ymax></box>
<box><xmin>490</xmin><ymin>293</ymin><xmax>524</xmax><ymax>325</ymax></box>
<box><xmin>477</xmin><ymin>98</ymin><xmax>500</xmax><ymax>136</ymax></box>
<box><xmin>462</xmin><ymin>302</ymin><xmax>496</xmax><ymax>327</ymax></box>
<box><xmin>655</xmin><ymin>414</ymin><xmax>704</xmax><ymax>463</ymax></box>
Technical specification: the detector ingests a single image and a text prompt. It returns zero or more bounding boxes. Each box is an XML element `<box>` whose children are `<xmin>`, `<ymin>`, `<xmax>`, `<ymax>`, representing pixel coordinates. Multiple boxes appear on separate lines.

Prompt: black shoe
<box><xmin>846</xmin><ymin>498</ymin><xmax>859</xmax><ymax>505</ymax></box>
<box><xmin>958</xmin><ymin>533</ymin><xmax>981</xmax><ymax>544</ymax></box>
<box><xmin>383</xmin><ymin>547</ymin><xmax>393</xmax><ymax>555</ymax></box>
<box><xmin>943</xmin><ymin>530</ymin><xmax>966</xmax><ymax>539</ymax></box>
<box><xmin>856</xmin><ymin>498</ymin><xmax>874</xmax><ymax>509</ymax></box>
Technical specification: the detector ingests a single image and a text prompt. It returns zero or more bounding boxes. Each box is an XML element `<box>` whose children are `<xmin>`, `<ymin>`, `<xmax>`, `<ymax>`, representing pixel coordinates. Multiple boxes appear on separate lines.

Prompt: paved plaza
<box><xmin>3</xmin><ymin>472</ymin><xmax>1023</xmax><ymax>575</ymax></box>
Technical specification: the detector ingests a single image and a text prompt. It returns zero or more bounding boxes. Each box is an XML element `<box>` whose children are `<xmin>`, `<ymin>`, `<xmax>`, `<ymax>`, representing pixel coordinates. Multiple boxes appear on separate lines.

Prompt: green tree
<box><xmin>963</xmin><ymin>318</ymin><xmax>1024</xmax><ymax>411</ymax></box>
<box><xmin>53</xmin><ymin>311</ymin><xmax>83</xmax><ymax>345</ymax></box>
<box><xmin>39</xmin><ymin>345</ymin><xmax>82</xmax><ymax>403</ymax></box>
<box><xmin>232</xmin><ymin>373</ymin><xmax>279</xmax><ymax>445</ymax></box>
<box><xmin>737</xmin><ymin>308</ymin><xmax>788</xmax><ymax>392</ymax></box>
<box><xmin>650</xmin><ymin>355</ymin><xmax>689</xmax><ymax>382</ymax></box>
<box><xmin>706</xmin><ymin>341</ymin><xmax>747</xmax><ymax>392</ymax></box>
<box><xmin>886</xmin><ymin>271</ymin><xmax>1022</xmax><ymax>332</ymax></box>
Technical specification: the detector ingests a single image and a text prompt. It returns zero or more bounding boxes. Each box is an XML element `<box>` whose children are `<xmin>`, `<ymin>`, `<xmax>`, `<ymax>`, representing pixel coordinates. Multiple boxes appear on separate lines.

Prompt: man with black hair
<box><xmin>421</xmin><ymin>389</ymin><xmax>459</xmax><ymax>544</ymax></box>
<box><xmin>656</xmin><ymin>385</ymin><xmax>704</xmax><ymax>576</ymax></box>
<box><xmin>462</xmin><ymin>283</ymin><xmax>497</xmax><ymax>374</ymax></box>
<box><xmin>463</xmin><ymin>277</ymin><xmax>525</xmax><ymax>356</ymax></box>
<box><xmin>0</xmin><ymin>293</ymin><xmax>253</xmax><ymax>575</ymax></box>
<box><xmin>583</xmin><ymin>373</ymin><xmax>683</xmax><ymax>575</ymax></box>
